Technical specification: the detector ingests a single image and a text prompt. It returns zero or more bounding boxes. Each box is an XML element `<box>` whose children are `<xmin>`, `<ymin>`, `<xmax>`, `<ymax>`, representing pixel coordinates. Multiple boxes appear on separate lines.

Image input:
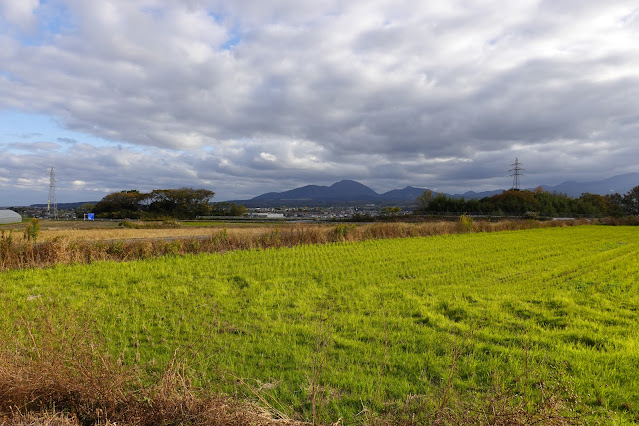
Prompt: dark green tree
<box><xmin>382</xmin><ymin>206</ymin><xmax>402</xmax><ymax>216</ymax></box>
<box><xmin>75</xmin><ymin>203</ymin><xmax>96</xmax><ymax>216</ymax></box>
<box><xmin>93</xmin><ymin>190</ymin><xmax>150</xmax><ymax>219</ymax></box>
<box><xmin>604</xmin><ymin>193</ymin><xmax>625</xmax><ymax>217</ymax></box>
<box><xmin>210</xmin><ymin>202</ymin><xmax>247</xmax><ymax>216</ymax></box>
<box><xmin>623</xmin><ymin>186</ymin><xmax>639</xmax><ymax>215</ymax></box>
<box><xmin>415</xmin><ymin>190</ymin><xmax>433</xmax><ymax>213</ymax></box>
<box><xmin>413</xmin><ymin>187</ymin><xmax>619</xmax><ymax>218</ymax></box>
<box><xmin>94</xmin><ymin>188</ymin><xmax>215</xmax><ymax>219</ymax></box>
<box><xmin>148</xmin><ymin>188</ymin><xmax>215</xmax><ymax>219</ymax></box>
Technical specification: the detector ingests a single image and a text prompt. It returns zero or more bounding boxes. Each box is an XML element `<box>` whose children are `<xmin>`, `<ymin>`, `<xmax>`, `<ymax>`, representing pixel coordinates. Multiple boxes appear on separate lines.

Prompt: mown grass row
<box><xmin>1</xmin><ymin>218</ymin><xmax>590</xmax><ymax>271</ymax></box>
<box><xmin>2</xmin><ymin>226</ymin><xmax>639</xmax><ymax>424</ymax></box>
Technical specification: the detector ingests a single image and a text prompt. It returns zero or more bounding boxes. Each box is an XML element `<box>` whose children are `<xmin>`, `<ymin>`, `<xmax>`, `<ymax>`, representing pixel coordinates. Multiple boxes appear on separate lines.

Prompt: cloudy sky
<box><xmin>1</xmin><ymin>0</ymin><xmax>638</xmax><ymax>206</ymax></box>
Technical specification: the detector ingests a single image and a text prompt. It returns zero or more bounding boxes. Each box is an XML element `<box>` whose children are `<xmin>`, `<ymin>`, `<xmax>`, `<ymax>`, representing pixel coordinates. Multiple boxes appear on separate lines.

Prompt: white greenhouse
<box><xmin>0</xmin><ymin>210</ymin><xmax>22</xmax><ymax>224</ymax></box>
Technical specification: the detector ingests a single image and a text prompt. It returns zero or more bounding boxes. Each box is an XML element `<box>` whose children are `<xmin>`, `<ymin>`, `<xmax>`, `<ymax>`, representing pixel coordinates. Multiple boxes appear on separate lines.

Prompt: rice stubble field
<box><xmin>1</xmin><ymin>224</ymin><xmax>638</xmax><ymax>424</ymax></box>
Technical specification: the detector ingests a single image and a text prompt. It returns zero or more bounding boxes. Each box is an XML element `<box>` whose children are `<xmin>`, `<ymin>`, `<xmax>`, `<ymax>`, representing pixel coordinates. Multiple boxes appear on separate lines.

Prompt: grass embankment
<box><xmin>1</xmin><ymin>226</ymin><xmax>639</xmax><ymax>424</ymax></box>
<box><xmin>1</xmin><ymin>219</ymin><xmax>588</xmax><ymax>270</ymax></box>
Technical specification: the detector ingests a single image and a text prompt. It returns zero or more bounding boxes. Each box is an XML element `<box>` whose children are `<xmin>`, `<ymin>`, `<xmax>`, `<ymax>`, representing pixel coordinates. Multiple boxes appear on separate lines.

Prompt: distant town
<box><xmin>5</xmin><ymin>203</ymin><xmax>407</xmax><ymax>222</ymax></box>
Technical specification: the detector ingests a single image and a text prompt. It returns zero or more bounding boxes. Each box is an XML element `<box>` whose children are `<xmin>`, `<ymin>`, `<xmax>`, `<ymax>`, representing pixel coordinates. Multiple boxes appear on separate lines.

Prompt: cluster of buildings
<box><xmin>2</xmin><ymin>204</ymin><xmax>411</xmax><ymax>224</ymax></box>
<box><xmin>0</xmin><ymin>205</ymin><xmax>77</xmax><ymax>222</ymax></box>
<box><xmin>201</xmin><ymin>206</ymin><xmax>407</xmax><ymax>221</ymax></box>
<box><xmin>246</xmin><ymin>205</ymin><xmax>409</xmax><ymax>221</ymax></box>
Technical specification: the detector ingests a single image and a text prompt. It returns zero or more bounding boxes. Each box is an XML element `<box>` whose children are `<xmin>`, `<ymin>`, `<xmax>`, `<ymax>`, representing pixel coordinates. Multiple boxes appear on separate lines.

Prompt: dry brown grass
<box><xmin>35</xmin><ymin>222</ymin><xmax>290</xmax><ymax>243</ymax></box>
<box><xmin>34</xmin><ymin>223</ymin><xmax>270</xmax><ymax>242</ymax></box>
<box><xmin>0</xmin><ymin>219</ymin><xmax>593</xmax><ymax>271</ymax></box>
<box><xmin>0</xmin><ymin>312</ymin><xmax>306</xmax><ymax>426</ymax></box>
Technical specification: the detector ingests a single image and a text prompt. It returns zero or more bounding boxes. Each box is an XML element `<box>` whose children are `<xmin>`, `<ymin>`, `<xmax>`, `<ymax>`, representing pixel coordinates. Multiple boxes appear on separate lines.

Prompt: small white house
<box><xmin>0</xmin><ymin>210</ymin><xmax>22</xmax><ymax>224</ymax></box>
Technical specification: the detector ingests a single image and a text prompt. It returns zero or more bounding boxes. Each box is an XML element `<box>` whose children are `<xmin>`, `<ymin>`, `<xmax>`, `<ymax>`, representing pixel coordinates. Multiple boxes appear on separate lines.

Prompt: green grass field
<box><xmin>2</xmin><ymin>226</ymin><xmax>638</xmax><ymax>423</ymax></box>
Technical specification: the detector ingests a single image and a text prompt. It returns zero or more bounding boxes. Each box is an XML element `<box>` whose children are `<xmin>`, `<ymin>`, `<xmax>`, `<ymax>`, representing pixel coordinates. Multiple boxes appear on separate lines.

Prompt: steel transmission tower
<box><xmin>509</xmin><ymin>158</ymin><xmax>524</xmax><ymax>190</ymax></box>
<box><xmin>48</xmin><ymin>167</ymin><xmax>58</xmax><ymax>219</ymax></box>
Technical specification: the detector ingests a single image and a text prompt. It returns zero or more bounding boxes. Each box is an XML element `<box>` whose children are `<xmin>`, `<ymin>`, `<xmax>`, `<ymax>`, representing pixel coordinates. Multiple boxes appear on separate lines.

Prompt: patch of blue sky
<box><xmin>0</xmin><ymin>70</ymin><xmax>15</xmax><ymax>80</ymax></box>
<box><xmin>37</xmin><ymin>1</ymin><xmax>75</xmax><ymax>35</ymax></box>
<box><xmin>0</xmin><ymin>15</ymin><xmax>14</xmax><ymax>36</ymax></box>
<box><xmin>2</xmin><ymin>0</ymin><xmax>75</xmax><ymax>46</ymax></box>
<box><xmin>141</xmin><ymin>6</ymin><xmax>165</xmax><ymax>20</ymax></box>
<box><xmin>207</xmin><ymin>11</ymin><xmax>226</xmax><ymax>23</ymax></box>
<box><xmin>10</xmin><ymin>33</ymin><xmax>45</xmax><ymax>47</ymax></box>
<box><xmin>207</xmin><ymin>11</ymin><xmax>241</xmax><ymax>50</ymax></box>
<box><xmin>222</xmin><ymin>30</ymin><xmax>241</xmax><ymax>50</ymax></box>
<box><xmin>0</xmin><ymin>110</ymin><xmax>125</xmax><ymax>151</ymax></box>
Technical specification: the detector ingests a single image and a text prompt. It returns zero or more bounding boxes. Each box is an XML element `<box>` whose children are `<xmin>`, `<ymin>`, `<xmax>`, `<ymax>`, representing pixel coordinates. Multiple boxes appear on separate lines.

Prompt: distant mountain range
<box><xmin>539</xmin><ymin>173</ymin><xmax>639</xmax><ymax>197</ymax></box>
<box><xmin>235</xmin><ymin>173</ymin><xmax>639</xmax><ymax>207</ymax></box>
<box><xmin>11</xmin><ymin>173</ymin><xmax>637</xmax><ymax>209</ymax></box>
<box><xmin>253</xmin><ymin>180</ymin><xmax>399</xmax><ymax>202</ymax></box>
<box><xmin>238</xmin><ymin>180</ymin><xmax>485</xmax><ymax>207</ymax></box>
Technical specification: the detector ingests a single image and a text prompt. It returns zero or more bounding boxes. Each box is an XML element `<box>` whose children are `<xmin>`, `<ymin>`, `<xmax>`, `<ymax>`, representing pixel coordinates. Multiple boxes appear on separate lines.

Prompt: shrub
<box><xmin>457</xmin><ymin>214</ymin><xmax>474</xmax><ymax>233</ymax></box>
<box><xmin>23</xmin><ymin>219</ymin><xmax>40</xmax><ymax>243</ymax></box>
<box><xmin>333</xmin><ymin>223</ymin><xmax>356</xmax><ymax>240</ymax></box>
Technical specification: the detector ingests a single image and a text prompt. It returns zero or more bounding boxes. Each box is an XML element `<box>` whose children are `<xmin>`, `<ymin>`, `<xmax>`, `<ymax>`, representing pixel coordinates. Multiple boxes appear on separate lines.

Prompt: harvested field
<box><xmin>2</xmin><ymin>225</ymin><xmax>638</xmax><ymax>423</ymax></box>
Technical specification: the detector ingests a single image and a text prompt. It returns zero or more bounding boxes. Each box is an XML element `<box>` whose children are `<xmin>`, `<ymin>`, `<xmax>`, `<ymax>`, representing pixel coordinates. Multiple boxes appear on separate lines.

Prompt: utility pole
<box><xmin>509</xmin><ymin>158</ymin><xmax>523</xmax><ymax>191</ymax></box>
<box><xmin>47</xmin><ymin>167</ymin><xmax>58</xmax><ymax>219</ymax></box>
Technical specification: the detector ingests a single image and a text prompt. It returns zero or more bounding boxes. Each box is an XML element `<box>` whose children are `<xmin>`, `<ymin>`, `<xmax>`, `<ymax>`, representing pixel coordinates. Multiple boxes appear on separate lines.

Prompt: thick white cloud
<box><xmin>1</xmin><ymin>0</ymin><xmax>638</xmax><ymax>204</ymax></box>
<box><xmin>0</xmin><ymin>0</ymin><xmax>40</xmax><ymax>32</ymax></box>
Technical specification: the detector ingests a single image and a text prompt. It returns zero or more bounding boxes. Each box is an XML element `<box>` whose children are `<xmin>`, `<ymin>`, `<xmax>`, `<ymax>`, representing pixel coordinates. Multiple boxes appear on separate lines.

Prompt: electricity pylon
<box><xmin>47</xmin><ymin>167</ymin><xmax>58</xmax><ymax>219</ymax></box>
<box><xmin>509</xmin><ymin>158</ymin><xmax>524</xmax><ymax>190</ymax></box>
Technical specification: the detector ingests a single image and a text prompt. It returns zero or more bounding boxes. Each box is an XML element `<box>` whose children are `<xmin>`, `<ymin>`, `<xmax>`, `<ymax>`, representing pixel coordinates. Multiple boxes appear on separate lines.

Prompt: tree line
<box><xmin>415</xmin><ymin>185</ymin><xmax>639</xmax><ymax>218</ymax></box>
<box><xmin>88</xmin><ymin>188</ymin><xmax>246</xmax><ymax>219</ymax></box>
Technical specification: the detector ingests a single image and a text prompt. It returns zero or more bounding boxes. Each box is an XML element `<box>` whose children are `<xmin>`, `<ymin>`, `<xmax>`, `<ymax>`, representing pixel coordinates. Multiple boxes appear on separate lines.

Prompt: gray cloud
<box><xmin>20</xmin><ymin>132</ymin><xmax>43</xmax><ymax>138</ymax></box>
<box><xmin>1</xmin><ymin>0</ymin><xmax>638</xmax><ymax>205</ymax></box>
<box><xmin>57</xmin><ymin>137</ymin><xmax>77</xmax><ymax>144</ymax></box>
<box><xmin>6</xmin><ymin>141</ymin><xmax>61</xmax><ymax>151</ymax></box>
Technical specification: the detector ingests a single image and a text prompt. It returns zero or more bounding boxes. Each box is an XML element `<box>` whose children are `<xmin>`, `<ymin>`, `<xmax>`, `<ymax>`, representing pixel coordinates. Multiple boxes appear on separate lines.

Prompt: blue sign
<box><xmin>87</xmin><ymin>213</ymin><xmax>95</xmax><ymax>221</ymax></box>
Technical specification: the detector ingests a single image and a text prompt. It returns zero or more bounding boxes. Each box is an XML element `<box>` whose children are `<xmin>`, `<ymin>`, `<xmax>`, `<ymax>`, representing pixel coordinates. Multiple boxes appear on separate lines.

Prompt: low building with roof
<box><xmin>0</xmin><ymin>210</ymin><xmax>22</xmax><ymax>224</ymax></box>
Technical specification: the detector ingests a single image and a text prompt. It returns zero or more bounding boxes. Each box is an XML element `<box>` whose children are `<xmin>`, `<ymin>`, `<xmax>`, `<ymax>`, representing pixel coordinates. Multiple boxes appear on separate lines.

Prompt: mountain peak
<box><xmin>329</xmin><ymin>180</ymin><xmax>379</xmax><ymax>197</ymax></box>
<box><xmin>330</xmin><ymin>180</ymin><xmax>372</xmax><ymax>189</ymax></box>
<box><xmin>251</xmin><ymin>180</ymin><xmax>378</xmax><ymax>203</ymax></box>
